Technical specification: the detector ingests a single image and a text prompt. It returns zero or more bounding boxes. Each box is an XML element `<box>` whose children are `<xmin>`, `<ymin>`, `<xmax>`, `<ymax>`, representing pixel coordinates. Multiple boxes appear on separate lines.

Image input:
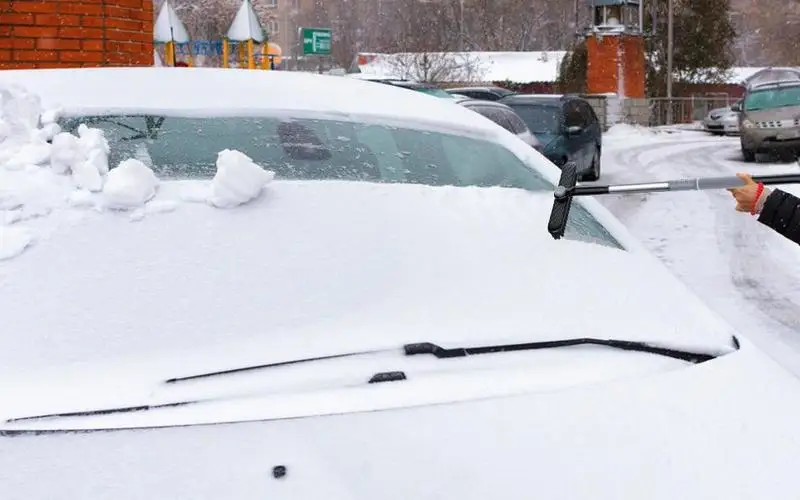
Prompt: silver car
<box><xmin>458</xmin><ymin>99</ymin><xmax>543</xmax><ymax>151</ymax></box>
<box><xmin>740</xmin><ymin>80</ymin><xmax>800</xmax><ymax>161</ymax></box>
<box><xmin>703</xmin><ymin>101</ymin><xmax>741</xmax><ymax>136</ymax></box>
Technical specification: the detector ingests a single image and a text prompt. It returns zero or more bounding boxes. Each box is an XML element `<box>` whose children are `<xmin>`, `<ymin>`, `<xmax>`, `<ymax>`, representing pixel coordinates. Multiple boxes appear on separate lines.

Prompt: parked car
<box><xmin>445</xmin><ymin>86</ymin><xmax>518</xmax><ymax>101</ymax></box>
<box><xmin>740</xmin><ymin>71</ymin><xmax>800</xmax><ymax>161</ymax></box>
<box><xmin>4</xmin><ymin>67</ymin><xmax>800</xmax><ymax>499</ymax></box>
<box><xmin>458</xmin><ymin>99</ymin><xmax>542</xmax><ymax>150</ymax></box>
<box><xmin>500</xmin><ymin>94</ymin><xmax>602</xmax><ymax>181</ymax></box>
<box><xmin>702</xmin><ymin>100</ymin><xmax>742</xmax><ymax>136</ymax></box>
<box><xmin>346</xmin><ymin>74</ymin><xmax>455</xmax><ymax>99</ymax></box>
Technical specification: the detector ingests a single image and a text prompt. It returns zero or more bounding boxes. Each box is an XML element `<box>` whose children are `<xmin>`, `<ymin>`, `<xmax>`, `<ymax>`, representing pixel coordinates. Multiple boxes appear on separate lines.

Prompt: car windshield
<box><xmin>59</xmin><ymin>114</ymin><xmax>622</xmax><ymax>249</ymax></box>
<box><xmin>412</xmin><ymin>87</ymin><xmax>454</xmax><ymax>98</ymax></box>
<box><xmin>505</xmin><ymin>103</ymin><xmax>561</xmax><ymax>134</ymax></box>
<box><xmin>744</xmin><ymin>85</ymin><xmax>800</xmax><ymax>111</ymax></box>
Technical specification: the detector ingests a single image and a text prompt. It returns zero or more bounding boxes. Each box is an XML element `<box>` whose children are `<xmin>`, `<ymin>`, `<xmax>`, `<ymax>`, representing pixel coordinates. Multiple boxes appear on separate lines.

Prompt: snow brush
<box><xmin>548</xmin><ymin>162</ymin><xmax>800</xmax><ymax>240</ymax></box>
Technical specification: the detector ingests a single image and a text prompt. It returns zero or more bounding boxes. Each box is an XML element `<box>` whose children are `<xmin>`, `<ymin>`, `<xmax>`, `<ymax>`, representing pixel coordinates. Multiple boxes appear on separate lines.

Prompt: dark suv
<box><xmin>499</xmin><ymin>94</ymin><xmax>603</xmax><ymax>181</ymax></box>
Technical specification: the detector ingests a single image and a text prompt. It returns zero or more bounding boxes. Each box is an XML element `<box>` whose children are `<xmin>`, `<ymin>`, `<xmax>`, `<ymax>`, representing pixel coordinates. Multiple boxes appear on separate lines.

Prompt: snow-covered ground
<box><xmin>596</xmin><ymin>125</ymin><xmax>800</xmax><ymax>375</ymax></box>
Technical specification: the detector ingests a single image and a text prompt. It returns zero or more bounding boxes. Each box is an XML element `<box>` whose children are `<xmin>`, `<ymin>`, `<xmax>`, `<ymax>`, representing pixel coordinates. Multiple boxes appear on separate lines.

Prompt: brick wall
<box><xmin>586</xmin><ymin>33</ymin><xmax>645</xmax><ymax>99</ymax></box>
<box><xmin>0</xmin><ymin>0</ymin><xmax>153</xmax><ymax>69</ymax></box>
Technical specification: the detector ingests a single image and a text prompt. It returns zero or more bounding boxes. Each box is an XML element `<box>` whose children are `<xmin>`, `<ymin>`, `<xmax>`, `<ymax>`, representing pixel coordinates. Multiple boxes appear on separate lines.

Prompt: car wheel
<box><xmin>742</xmin><ymin>148</ymin><xmax>756</xmax><ymax>162</ymax></box>
<box><xmin>582</xmin><ymin>148</ymin><xmax>601</xmax><ymax>182</ymax></box>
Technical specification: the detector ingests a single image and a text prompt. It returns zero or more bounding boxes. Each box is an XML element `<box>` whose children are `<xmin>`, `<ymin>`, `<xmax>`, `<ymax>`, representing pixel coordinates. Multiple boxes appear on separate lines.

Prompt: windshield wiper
<box><xmin>165</xmin><ymin>336</ymin><xmax>732</xmax><ymax>385</ymax></box>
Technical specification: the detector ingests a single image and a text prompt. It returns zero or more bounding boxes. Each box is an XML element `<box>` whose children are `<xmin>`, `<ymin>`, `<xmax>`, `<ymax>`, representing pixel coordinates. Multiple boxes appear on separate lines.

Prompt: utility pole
<box><xmin>666</xmin><ymin>0</ymin><xmax>674</xmax><ymax>124</ymax></box>
<box><xmin>459</xmin><ymin>0</ymin><xmax>465</xmax><ymax>51</ymax></box>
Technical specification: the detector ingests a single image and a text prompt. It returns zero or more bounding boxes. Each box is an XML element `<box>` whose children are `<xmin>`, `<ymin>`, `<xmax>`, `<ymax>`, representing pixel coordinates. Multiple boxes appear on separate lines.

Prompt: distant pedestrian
<box><xmin>729</xmin><ymin>172</ymin><xmax>800</xmax><ymax>245</ymax></box>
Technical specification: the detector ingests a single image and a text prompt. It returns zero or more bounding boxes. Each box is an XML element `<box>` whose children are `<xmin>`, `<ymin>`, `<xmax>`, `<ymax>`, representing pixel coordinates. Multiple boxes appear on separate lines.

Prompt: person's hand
<box><xmin>728</xmin><ymin>172</ymin><xmax>767</xmax><ymax>214</ymax></box>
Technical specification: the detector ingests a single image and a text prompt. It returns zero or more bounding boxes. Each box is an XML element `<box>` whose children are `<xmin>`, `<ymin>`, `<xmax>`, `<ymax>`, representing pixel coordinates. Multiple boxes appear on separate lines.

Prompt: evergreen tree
<box><xmin>645</xmin><ymin>0</ymin><xmax>737</xmax><ymax>95</ymax></box>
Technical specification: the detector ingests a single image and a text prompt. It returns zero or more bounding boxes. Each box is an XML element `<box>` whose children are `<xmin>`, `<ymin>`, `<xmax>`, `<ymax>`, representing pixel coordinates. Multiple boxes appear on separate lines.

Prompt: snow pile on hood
<box><xmin>209</xmin><ymin>149</ymin><xmax>275</xmax><ymax>208</ymax></box>
<box><xmin>103</xmin><ymin>159</ymin><xmax>159</xmax><ymax>209</ymax></box>
<box><xmin>0</xmin><ymin>84</ymin><xmax>273</xmax><ymax>262</ymax></box>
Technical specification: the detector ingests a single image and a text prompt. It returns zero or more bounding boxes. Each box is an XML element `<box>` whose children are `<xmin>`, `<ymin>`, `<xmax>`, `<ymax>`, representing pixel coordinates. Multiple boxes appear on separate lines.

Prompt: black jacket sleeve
<box><xmin>757</xmin><ymin>189</ymin><xmax>800</xmax><ymax>245</ymax></box>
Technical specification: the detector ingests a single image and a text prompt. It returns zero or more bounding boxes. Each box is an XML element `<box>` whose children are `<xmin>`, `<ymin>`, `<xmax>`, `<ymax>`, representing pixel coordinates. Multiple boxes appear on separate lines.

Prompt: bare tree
<box><xmin>380</xmin><ymin>52</ymin><xmax>487</xmax><ymax>82</ymax></box>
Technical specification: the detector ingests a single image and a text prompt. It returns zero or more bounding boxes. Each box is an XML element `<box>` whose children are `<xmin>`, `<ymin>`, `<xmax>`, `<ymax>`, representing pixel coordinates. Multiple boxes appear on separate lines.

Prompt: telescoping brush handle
<box><xmin>547</xmin><ymin>165</ymin><xmax>800</xmax><ymax>240</ymax></box>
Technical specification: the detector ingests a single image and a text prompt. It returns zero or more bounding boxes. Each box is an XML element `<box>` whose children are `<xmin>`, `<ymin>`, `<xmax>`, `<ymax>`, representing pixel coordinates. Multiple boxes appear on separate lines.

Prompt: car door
<box><xmin>562</xmin><ymin>100</ymin><xmax>588</xmax><ymax>170</ymax></box>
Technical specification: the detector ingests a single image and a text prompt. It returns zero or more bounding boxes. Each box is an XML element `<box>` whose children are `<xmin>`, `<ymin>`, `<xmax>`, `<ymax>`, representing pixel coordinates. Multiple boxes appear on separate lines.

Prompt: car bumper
<box><xmin>743</xmin><ymin>136</ymin><xmax>800</xmax><ymax>153</ymax></box>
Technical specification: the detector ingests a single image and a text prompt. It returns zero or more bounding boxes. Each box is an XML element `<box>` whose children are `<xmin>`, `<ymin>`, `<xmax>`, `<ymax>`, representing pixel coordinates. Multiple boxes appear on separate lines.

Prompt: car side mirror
<box><xmin>731</xmin><ymin>103</ymin><xmax>741</xmax><ymax>112</ymax></box>
<box><xmin>566</xmin><ymin>125</ymin><xmax>583</xmax><ymax>136</ymax></box>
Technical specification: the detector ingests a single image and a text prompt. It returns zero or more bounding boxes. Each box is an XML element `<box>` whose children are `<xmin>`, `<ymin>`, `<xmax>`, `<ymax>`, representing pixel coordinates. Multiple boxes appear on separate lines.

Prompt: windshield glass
<box><xmin>413</xmin><ymin>87</ymin><xmax>454</xmax><ymax>98</ymax></box>
<box><xmin>59</xmin><ymin>114</ymin><xmax>622</xmax><ymax>249</ymax></box>
<box><xmin>505</xmin><ymin>103</ymin><xmax>562</xmax><ymax>134</ymax></box>
<box><xmin>744</xmin><ymin>85</ymin><xmax>800</xmax><ymax>111</ymax></box>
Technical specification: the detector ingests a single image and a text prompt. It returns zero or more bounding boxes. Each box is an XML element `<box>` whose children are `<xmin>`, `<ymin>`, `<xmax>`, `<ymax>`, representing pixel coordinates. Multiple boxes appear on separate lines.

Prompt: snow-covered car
<box><xmin>2</xmin><ymin>67</ymin><xmax>800</xmax><ymax>499</ymax></box>
<box><xmin>702</xmin><ymin>101</ymin><xmax>741</xmax><ymax>136</ymax></box>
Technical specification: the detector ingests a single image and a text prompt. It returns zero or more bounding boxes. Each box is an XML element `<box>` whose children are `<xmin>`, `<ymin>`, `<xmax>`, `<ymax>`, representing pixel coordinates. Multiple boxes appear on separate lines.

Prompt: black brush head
<box><xmin>547</xmin><ymin>162</ymin><xmax>578</xmax><ymax>240</ymax></box>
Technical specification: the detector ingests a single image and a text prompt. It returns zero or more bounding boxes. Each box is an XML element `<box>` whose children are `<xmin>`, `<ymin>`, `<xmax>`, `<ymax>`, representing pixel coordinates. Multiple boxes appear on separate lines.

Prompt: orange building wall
<box><xmin>0</xmin><ymin>0</ymin><xmax>153</xmax><ymax>69</ymax></box>
<box><xmin>586</xmin><ymin>33</ymin><xmax>645</xmax><ymax>98</ymax></box>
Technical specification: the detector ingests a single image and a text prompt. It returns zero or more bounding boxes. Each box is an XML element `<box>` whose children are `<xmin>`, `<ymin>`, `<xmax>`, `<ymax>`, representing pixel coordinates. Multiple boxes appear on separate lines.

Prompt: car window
<box><xmin>578</xmin><ymin>102</ymin><xmax>597</xmax><ymax>126</ymax></box>
<box><xmin>564</xmin><ymin>101</ymin><xmax>584</xmax><ymax>128</ymax></box>
<box><xmin>744</xmin><ymin>85</ymin><xmax>800</xmax><ymax>111</ymax></box>
<box><xmin>59</xmin><ymin>114</ymin><xmax>623</xmax><ymax>250</ymax></box>
<box><xmin>506</xmin><ymin>103</ymin><xmax>562</xmax><ymax>134</ymax></box>
<box><xmin>470</xmin><ymin>105</ymin><xmax>514</xmax><ymax>133</ymax></box>
<box><xmin>59</xmin><ymin>114</ymin><xmax>550</xmax><ymax>189</ymax></box>
<box><xmin>504</xmin><ymin>110</ymin><xmax>530</xmax><ymax>135</ymax></box>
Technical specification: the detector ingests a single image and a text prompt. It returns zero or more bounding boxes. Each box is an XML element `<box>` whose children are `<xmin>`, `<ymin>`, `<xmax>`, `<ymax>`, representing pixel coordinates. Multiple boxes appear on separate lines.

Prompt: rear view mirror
<box><xmin>566</xmin><ymin>125</ymin><xmax>583</xmax><ymax>136</ymax></box>
<box><xmin>731</xmin><ymin>103</ymin><xmax>742</xmax><ymax>112</ymax></box>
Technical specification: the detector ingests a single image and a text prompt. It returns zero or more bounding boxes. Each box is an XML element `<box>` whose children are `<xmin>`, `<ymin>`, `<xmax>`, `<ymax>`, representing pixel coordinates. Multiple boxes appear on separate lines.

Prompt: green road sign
<box><xmin>301</xmin><ymin>27</ymin><xmax>332</xmax><ymax>56</ymax></box>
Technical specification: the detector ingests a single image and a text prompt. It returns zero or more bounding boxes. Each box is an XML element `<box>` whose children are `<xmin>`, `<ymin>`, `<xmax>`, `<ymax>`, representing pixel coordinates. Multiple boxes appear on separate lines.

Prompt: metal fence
<box><xmin>643</xmin><ymin>97</ymin><xmax>739</xmax><ymax>127</ymax></box>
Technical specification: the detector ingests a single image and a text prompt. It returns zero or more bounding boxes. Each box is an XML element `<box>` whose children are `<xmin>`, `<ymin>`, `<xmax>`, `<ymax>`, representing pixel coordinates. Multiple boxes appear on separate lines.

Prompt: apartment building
<box><xmin>261</xmin><ymin>0</ymin><xmax>316</xmax><ymax>58</ymax></box>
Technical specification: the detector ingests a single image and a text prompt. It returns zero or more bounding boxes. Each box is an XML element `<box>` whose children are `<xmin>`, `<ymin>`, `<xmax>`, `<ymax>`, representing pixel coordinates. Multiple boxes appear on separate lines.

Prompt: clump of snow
<box><xmin>102</xmin><ymin>159</ymin><xmax>159</xmax><ymax>210</ymax></box>
<box><xmin>208</xmin><ymin>149</ymin><xmax>274</xmax><ymax>208</ymax></box>
<box><xmin>0</xmin><ymin>226</ymin><xmax>33</xmax><ymax>261</ymax></box>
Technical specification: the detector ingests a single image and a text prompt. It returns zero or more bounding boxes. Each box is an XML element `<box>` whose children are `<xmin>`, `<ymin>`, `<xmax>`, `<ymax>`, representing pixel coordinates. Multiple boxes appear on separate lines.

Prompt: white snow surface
<box><xmin>209</xmin><ymin>149</ymin><xmax>275</xmax><ymax>208</ymax></box>
<box><xmin>594</xmin><ymin>125</ymin><xmax>800</xmax><ymax>376</ymax></box>
<box><xmin>226</xmin><ymin>0</ymin><xmax>265</xmax><ymax>42</ymax></box>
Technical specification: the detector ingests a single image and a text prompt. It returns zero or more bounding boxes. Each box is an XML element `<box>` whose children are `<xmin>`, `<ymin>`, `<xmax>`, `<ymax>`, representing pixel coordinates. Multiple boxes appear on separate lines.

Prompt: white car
<box><xmin>1</xmin><ymin>68</ymin><xmax>799</xmax><ymax>499</ymax></box>
<box><xmin>702</xmin><ymin>101</ymin><xmax>741</xmax><ymax>136</ymax></box>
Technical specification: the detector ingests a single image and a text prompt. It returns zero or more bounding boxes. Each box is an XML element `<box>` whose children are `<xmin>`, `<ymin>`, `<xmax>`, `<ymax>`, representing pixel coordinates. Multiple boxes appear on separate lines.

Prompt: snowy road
<box><xmin>595</xmin><ymin>127</ymin><xmax>800</xmax><ymax>375</ymax></box>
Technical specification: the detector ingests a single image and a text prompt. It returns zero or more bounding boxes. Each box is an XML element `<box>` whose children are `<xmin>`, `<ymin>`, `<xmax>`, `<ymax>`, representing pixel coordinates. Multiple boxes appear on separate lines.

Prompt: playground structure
<box><xmin>153</xmin><ymin>0</ymin><xmax>283</xmax><ymax>70</ymax></box>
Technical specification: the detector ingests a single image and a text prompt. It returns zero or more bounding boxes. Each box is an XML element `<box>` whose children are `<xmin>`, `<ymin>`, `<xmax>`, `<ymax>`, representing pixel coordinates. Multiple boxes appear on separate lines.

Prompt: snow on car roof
<box><xmin>0</xmin><ymin>68</ymin><xmax>491</xmax><ymax>134</ymax></box>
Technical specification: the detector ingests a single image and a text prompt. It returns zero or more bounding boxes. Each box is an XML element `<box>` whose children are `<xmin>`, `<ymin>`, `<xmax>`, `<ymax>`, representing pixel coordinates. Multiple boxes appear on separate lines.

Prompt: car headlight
<box><xmin>742</xmin><ymin>119</ymin><xmax>755</xmax><ymax>128</ymax></box>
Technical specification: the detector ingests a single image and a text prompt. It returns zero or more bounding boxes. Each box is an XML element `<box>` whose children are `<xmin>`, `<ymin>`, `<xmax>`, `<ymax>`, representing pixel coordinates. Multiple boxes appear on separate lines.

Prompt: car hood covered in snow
<box><xmin>0</xmin><ymin>179</ymin><xmax>742</xmax><ymax>425</ymax></box>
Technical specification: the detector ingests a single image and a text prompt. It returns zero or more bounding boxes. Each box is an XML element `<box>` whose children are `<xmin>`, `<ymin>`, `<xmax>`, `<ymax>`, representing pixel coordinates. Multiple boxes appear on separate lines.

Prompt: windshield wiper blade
<box><xmin>165</xmin><ymin>337</ymin><xmax>725</xmax><ymax>385</ymax></box>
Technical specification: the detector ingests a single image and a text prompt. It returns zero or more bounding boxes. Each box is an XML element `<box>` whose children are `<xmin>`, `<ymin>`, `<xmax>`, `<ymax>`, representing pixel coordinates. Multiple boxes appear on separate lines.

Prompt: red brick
<box><xmin>0</xmin><ymin>1</ymin><xmax>10</xmax><ymax>10</ymax></box>
<box><xmin>2</xmin><ymin>13</ymin><xmax>35</xmax><ymax>24</ymax></box>
<box><xmin>81</xmin><ymin>16</ymin><xmax>105</xmax><ymax>27</ymax></box>
<box><xmin>106</xmin><ymin>18</ymin><xmax>142</xmax><ymax>31</ymax></box>
<box><xmin>0</xmin><ymin>26</ymin><xmax>11</xmax><ymax>37</ymax></box>
<box><xmin>60</xmin><ymin>50</ymin><xmax>104</xmax><ymax>63</ymax></box>
<box><xmin>82</xmin><ymin>39</ymin><xmax>103</xmax><ymax>51</ymax></box>
<box><xmin>38</xmin><ymin>38</ymin><xmax>81</xmax><ymax>50</ymax></box>
<box><xmin>0</xmin><ymin>49</ymin><xmax>10</xmax><ymax>61</ymax></box>
<box><xmin>0</xmin><ymin>38</ymin><xmax>35</xmax><ymax>49</ymax></box>
<box><xmin>35</xmin><ymin>14</ymin><xmax>82</xmax><ymax>26</ymax></box>
<box><xmin>0</xmin><ymin>62</ymin><xmax>38</xmax><ymax>69</ymax></box>
<box><xmin>114</xmin><ymin>0</ymin><xmax>145</xmax><ymax>8</ymax></box>
<box><xmin>105</xmin><ymin>52</ymin><xmax>134</xmax><ymax>64</ymax></box>
<box><xmin>59</xmin><ymin>27</ymin><xmax>104</xmax><ymax>38</ymax></box>
<box><xmin>105</xmin><ymin>29</ymin><xmax>135</xmax><ymax>42</ymax></box>
<box><xmin>15</xmin><ymin>50</ymin><xmax>59</xmax><ymax>62</ymax></box>
<box><xmin>58</xmin><ymin>2</ymin><xmax>104</xmax><ymax>15</ymax></box>
<box><xmin>13</xmin><ymin>26</ymin><xmax>58</xmax><ymax>38</ymax></box>
<box><xmin>104</xmin><ymin>5</ymin><xmax>132</xmax><ymax>18</ymax></box>
<box><xmin>11</xmin><ymin>1</ymin><xmax>58</xmax><ymax>13</ymax></box>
